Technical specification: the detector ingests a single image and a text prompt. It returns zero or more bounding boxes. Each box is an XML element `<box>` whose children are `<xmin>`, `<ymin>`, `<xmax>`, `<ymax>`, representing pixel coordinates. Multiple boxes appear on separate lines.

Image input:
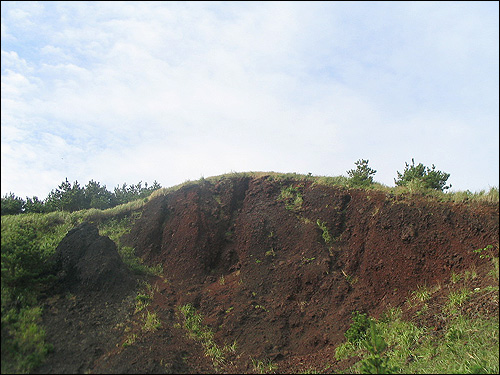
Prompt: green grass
<box><xmin>1</xmin><ymin>306</ymin><xmax>53</xmax><ymax>374</ymax></box>
<box><xmin>277</xmin><ymin>185</ymin><xmax>304</xmax><ymax>211</ymax></box>
<box><xmin>142</xmin><ymin>311</ymin><xmax>161</xmax><ymax>332</ymax></box>
<box><xmin>335</xmin><ymin>268</ymin><xmax>499</xmax><ymax>374</ymax></box>
<box><xmin>316</xmin><ymin>220</ymin><xmax>332</xmax><ymax>244</ymax></box>
<box><xmin>251</xmin><ymin>357</ymin><xmax>278</xmax><ymax>374</ymax></box>
<box><xmin>177</xmin><ymin>303</ymin><xmax>232</xmax><ymax>368</ymax></box>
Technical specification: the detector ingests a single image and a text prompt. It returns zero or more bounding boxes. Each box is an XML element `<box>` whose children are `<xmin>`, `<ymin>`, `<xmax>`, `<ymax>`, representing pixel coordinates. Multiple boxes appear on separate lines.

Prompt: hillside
<box><xmin>2</xmin><ymin>173</ymin><xmax>499</xmax><ymax>374</ymax></box>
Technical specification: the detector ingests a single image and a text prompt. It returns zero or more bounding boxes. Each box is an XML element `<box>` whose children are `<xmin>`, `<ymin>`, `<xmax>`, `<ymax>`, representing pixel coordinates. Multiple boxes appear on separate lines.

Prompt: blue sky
<box><xmin>1</xmin><ymin>1</ymin><xmax>499</xmax><ymax>199</ymax></box>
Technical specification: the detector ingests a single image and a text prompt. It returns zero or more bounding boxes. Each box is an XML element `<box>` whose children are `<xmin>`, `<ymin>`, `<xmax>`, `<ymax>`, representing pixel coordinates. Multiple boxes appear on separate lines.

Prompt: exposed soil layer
<box><xmin>36</xmin><ymin>176</ymin><xmax>499</xmax><ymax>373</ymax></box>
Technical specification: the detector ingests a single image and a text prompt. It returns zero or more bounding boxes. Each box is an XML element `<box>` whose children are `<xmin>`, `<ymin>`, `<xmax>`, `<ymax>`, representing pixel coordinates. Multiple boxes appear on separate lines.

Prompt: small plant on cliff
<box><xmin>316</xmin><ymin>220</ymin><xmax>332</xmax><ymax>244</ymax></box>
<box><xmin>347</xmin><ymin>159</ymin><xmax>377</xmax><ymax>188</ymax></box>
<box><xmin>395</xmin><ymin>158</ymin><xmax>451</xmax><ymax>191</ymax></box>
<box><xmin>142</xmin><ymin>311</ymin><xmax>161</xmax><ymax>332</ymax></box>
<box><xmin>278</xmin><ymin>185</ymin><xmax>303</xmax><ymax>211</ymax></box>
<box><xmin>178</xmin><ymin>304</ymin><xmax>232</xmax><ymax>368</ymax></box>
<box><xmin>359</xmin><ymin>320</ymin><xmax>397</xmax><ymax>374</ymax></box>
<box><xmin>251</xmin><ymin>357</ymin><xmax>277</xmax><ymax>374</ymax></box>
<box><xmin>345</xmin><ymin>311</ymin><xmax>371</xmax><ymax>344</ymax></box>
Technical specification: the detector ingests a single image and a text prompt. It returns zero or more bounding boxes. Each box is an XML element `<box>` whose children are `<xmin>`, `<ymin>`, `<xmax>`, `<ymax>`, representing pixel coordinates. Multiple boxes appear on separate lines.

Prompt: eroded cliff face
<box><xmin>121</xmin><ymin>176</ymin><xmax>498</xmax><ymax>360</ymax></box>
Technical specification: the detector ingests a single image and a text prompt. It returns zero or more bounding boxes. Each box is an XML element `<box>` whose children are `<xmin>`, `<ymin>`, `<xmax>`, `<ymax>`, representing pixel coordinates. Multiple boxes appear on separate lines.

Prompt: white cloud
<box><xmin>1</xmin><ymin>1</ymin><xmax>498</xmax><ymax>198</ymax></box>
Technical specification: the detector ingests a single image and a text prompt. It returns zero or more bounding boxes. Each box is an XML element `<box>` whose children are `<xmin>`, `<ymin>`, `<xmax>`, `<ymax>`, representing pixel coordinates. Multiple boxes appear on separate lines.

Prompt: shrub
<box><xmin>395</xmin><ymin>159</ymin><xmax>451</xmax><ymax>191</ymax></box>
<box><xmin>345</xmin><ymin>311</ymin><xmax>371</xmax><ymax>344</ymax></box>
<box><xmin>359</xmin><ymin>320</ymin><xmax>397</xmax><ymax>374</ymax></box>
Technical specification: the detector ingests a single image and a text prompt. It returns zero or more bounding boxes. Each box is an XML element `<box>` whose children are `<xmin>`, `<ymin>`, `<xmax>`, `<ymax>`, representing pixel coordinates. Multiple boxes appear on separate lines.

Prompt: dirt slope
<box><xmin>36</xmin><ymin>176</ymin><xmax>499</xmax><ymax>374</ymax></box>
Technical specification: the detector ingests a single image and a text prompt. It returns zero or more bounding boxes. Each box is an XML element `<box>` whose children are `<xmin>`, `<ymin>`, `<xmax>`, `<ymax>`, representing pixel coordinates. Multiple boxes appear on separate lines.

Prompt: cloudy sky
<box><xmin>1</xmin><ymin>1</ymin><xmax>499</xmax><ymax>199</ymax></box>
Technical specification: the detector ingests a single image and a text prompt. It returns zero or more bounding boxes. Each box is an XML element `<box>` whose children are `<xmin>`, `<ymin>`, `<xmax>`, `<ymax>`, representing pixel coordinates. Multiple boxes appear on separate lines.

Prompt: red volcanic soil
<box><xmin>35</xmin><ymin>175</ymin><xmax>499</xmax><ymax>374</ymax></box>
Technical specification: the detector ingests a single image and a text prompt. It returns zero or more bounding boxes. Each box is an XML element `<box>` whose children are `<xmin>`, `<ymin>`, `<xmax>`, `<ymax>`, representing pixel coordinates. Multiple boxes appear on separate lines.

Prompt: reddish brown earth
<box><xmin>35</xmin><ymin>175</ymin><xmax>499</xmax><ymax>374</ymax></box>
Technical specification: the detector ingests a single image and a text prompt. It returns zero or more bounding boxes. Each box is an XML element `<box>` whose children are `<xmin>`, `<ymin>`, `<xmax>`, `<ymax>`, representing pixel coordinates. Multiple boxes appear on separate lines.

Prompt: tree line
<box><xmin>1</xmin><ymin>178</ymin><xmax>161</xmax><ymax>216</ymax></box>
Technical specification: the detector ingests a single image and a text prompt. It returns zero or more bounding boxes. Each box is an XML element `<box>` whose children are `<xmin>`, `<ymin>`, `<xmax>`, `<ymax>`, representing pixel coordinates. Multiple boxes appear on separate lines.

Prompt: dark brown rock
<box><xmin>52</xmin><ymin>222</ymin><xmax>134</xmax><ymax>293</ymax></box>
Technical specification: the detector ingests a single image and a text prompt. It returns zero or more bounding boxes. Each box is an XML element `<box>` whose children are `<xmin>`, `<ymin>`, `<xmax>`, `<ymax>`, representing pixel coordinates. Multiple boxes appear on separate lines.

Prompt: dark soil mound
<box><xmin>36</xmin><ymin>176</ymin><xmax>499</xmax><ymax>374</ymax></box>
<box><xmin>34</xmin><ymin>222</ymin><xmax>139</xmax><ymax>374</ymax></box>
<box><xmin>51</xmin><ymin>222</ymin><xmax>135</xmax><ymax>294</ymax></box>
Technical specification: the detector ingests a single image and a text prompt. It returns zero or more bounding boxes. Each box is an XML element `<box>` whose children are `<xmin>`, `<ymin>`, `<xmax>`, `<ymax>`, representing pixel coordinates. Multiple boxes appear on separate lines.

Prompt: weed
<box><xmin>251</xmin><ymin>357</ymin><xmax>278</xmax><ymax>374</ymax></box>
<box><xmin>122</xmin><ymin>333</ymin><xmax>137</xmax><ymax>347</ymax></box>
<box><xmin>450</xmin><ymin>272</ymin><xmax>462</xmax><ymax>284</ymax></box>
<box><xmin>134</xmin><ymin>293</ymin><xmax>152</xmax><ymax>313</ymax></box>
<box><xmin>278</xmin><ymin>185</ymin><xmax>303</xmax><ymax>212</ymax></box>
<box><xmin>301</xmin><ymin>256</ymin><xmax>316</xmax><ymax>265</ymax></box>
<box><xmin>178</xmin><ymin>304</ymin><xmax>235</xmax><ymax>369</ymax></box>
<box><xmin>316</xmin><ymin>220</ymin><xmax>332</xmax><ymax>244</ymax></box>
<box><xmin>411</xmin><ymin>285</ymin><xmax>431</xmax><ymax>302</ymax></box>
<box><xmin>475</xmin><ymin>244</ymin><xmax>500</xmax><ymax>281</ymax></box>
<box><xmin>341</xmin><ymin>269</ymin><xmax>358</xmax><ymax>285</ymax></box>
<box><xmin>142</xmin><ymin>311</ymin><xmax>161</xmax><ymax>332</ymax></box>
<box><xmin>219</xmin><ymin>275</ymin><xmax>225</xmax><ymax>285</ymax></box>
<box><xmin>473</xmin><ymin>244</ymin><xmax>495</xmax><ymax>259</ymax></box>
<box><xmin>254</xmin><ymin>304</ymin><xmax>268</xmax><ymax>312</ymax></box>
<box><xmin>265</xmin><ymin>248</ymin><xmax>276</xmax><ymax>257</ymax></box>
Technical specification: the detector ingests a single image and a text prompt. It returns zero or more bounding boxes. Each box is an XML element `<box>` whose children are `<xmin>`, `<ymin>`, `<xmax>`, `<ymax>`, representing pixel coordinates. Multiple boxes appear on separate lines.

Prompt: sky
<box><xmin>1</xmin><ymin>1</ymin><xmax>499</xmax><ymax>199</ymax></box>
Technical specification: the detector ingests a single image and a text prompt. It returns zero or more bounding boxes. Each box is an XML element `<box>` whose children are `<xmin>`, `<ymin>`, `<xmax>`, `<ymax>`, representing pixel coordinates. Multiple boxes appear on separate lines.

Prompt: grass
<box><xmin>177</xmin><ymin>303</ymin><xmax>235</xmax><ymax>369</ymax></box>
<box><xmin>142</xmin><ymin>311</ymin><xmax>161</xmax><ymax>332</ymax></box>
<box><xmin>134</xmin><ymin>281</ymin><xmax>157</xmax><ymax>313</ymax></box>
<box><xmin>334</xmin><ymin>259</ymin><xmax>499</xmax><ymax>374</ymax></box>
<box><xmin>1</xmin><ymin>306</ymin><xmax>53</xmax><ymax>374</ymax></box>
<box><xmin>251</xmin><ymin>357</ymin><xmax>278</xmax><ymax>374</ymax></box>
<box><xmin>316</xmin><ymin>220</ymin><xmax>332</xmax><ymax>244</ymax></box>
<box><xmin>411</xmin><ymin>285</ymin><xmax>431</xmax><ymax>302</ymax></box>
<box><xmin>277</xmin><ymin>185</ymin><xmax>304</xmax><ymax>211</ymax></box>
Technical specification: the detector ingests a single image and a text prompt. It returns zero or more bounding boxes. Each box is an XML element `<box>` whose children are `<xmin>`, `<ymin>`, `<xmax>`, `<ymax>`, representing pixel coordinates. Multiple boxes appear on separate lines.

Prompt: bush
<box><xmin>347</xmin><ymin>159</ymin><xmax>377</xmax><ymax>187</ymax></box>
<box><xmin>395</xmin><ymin>159</ymin><xmax>451</xmax><ymax>191</ymax></box>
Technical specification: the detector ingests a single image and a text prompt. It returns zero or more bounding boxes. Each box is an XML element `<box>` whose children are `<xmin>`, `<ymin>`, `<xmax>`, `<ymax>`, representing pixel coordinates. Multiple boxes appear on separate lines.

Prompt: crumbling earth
<box><xmin>34</xmin><ymin>176</ymin><xmax>499</xmax><ymax>373</ymax></box>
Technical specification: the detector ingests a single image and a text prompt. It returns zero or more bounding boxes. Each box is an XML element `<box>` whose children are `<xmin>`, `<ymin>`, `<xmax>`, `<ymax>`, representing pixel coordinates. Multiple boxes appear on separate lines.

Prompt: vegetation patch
<box><xmin>177</xmin><ymin>303</ymin><xmax>235</xmax><ymax>369</ymax></box>
<box><xmin>335</xmin><ymin>270</ymin><xmax>499</xmax><ymax>375</ymax></box>
<box><xmin>316</xmin><ymin>219</ymin><xmax>332</xmax><ymax>244</ymax></box>
<box><xmin>277</xmin><ymin>185</ymin><xmax>303</xmax><ymax>212</ymax></box>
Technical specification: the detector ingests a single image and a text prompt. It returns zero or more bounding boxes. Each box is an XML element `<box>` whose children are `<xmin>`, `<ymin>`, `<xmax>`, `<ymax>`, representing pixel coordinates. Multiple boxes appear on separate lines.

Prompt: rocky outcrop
<box><xmin>52</xmin><ymin>222</ymin><xmax>135</xmax><ymax>293</ymax></box>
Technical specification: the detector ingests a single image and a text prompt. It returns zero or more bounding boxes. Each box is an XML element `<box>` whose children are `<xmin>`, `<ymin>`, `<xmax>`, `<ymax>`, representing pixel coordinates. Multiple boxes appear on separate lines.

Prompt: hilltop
<box><xmin>2</xmin><ymin>173</ymin><xmax>499</xmax><ymax>374</ymax></box>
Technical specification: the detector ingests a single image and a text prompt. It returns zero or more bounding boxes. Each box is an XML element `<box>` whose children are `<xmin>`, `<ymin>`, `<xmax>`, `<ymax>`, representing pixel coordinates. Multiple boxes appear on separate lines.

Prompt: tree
<box><xmin>1</xmin><ymin>193</ymin><xmax>25</xmax><ymax>215</ymax></box>
<box><xmin>44</xmin><ymin>178</ymin><xmax>86</xmax><ymax>212</ymax></box>
<box><xmin>83</xmin><ymin>180</ymin><xmax>114</xmax><ymax>210</ymax></box>
<box><xmin>347</xmin><ymin>159</ymin><xmax>377</xmax><ymax>187</ymax></box>
<box><xmin>113</xmin><ymin>180</ymin><xmax>162</xmax><ymax>205</ymax></box>
<box><xmin>395</xmin><ymin>159</ymin><xmax>451</xmax><ymax>191</ymax></box>
<box><xmin>24</xmin><ymin>196</ymin><xmax>46</xmax><ymax>214</ymax></box>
